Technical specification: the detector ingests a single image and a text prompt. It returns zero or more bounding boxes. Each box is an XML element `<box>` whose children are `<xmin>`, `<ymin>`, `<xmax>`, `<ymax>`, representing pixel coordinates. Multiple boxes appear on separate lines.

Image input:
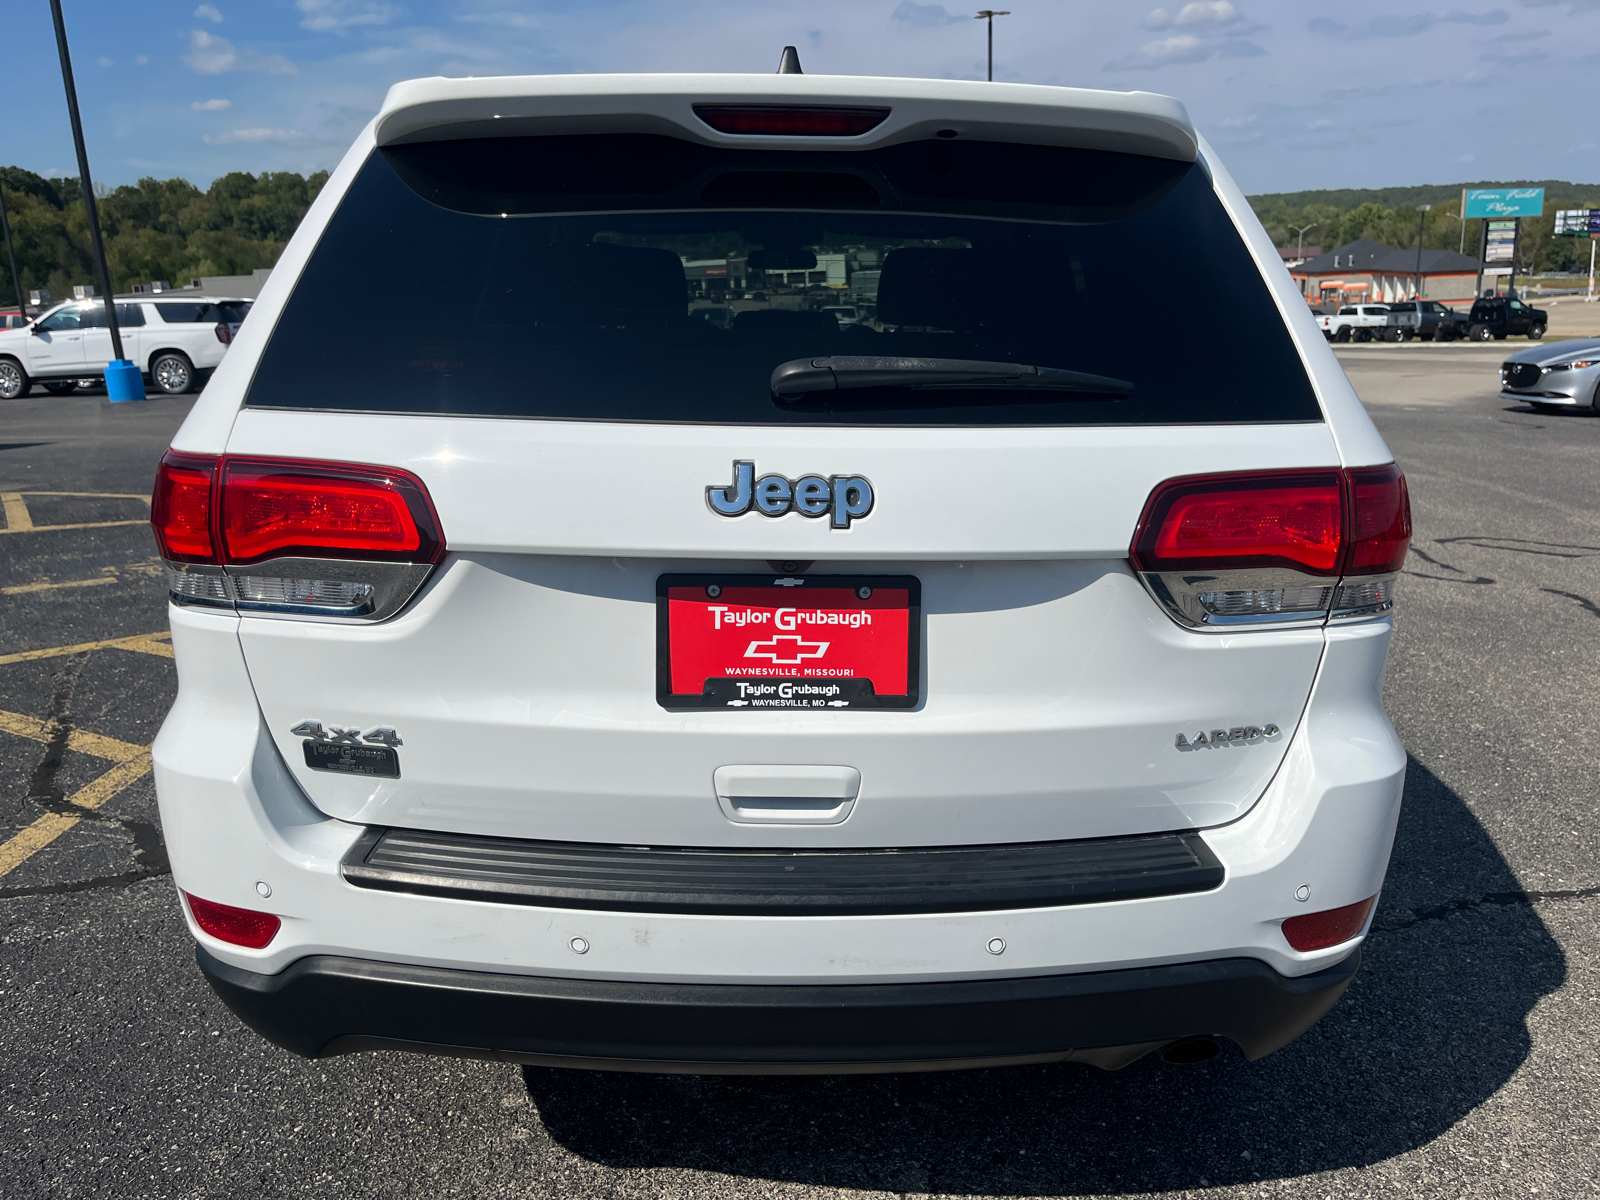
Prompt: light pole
<box><xmin>1291</xmin><ymin>222</ymin><xmax>1318</xmax><ymax>260</ymax></box>
<box><xmin>975</xmin><ymin>10</ymin><xmax>1010</xmax><ymax>81</ymax></box>
<box><xmin>1413</xmin><ymin>204</ymin><xmax>1431</xmax><ymax>300</ymax></box>
<box><xmin>0</xmin><ymin>181</ymin><xmax>25</xmax><ymax>324</ymax></box>
<box><xmin>48</xmin><ymin>0</ymin><xmax>144</xmax><ymax>400</ymax></box>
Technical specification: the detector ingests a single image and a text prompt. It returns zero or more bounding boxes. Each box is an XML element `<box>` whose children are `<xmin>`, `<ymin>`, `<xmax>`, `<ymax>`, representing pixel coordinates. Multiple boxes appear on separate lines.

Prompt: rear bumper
<box><xmin>197</xmin><ymin>944</ymin><xmax>1360</xmax><ymax>1073</ymax></box>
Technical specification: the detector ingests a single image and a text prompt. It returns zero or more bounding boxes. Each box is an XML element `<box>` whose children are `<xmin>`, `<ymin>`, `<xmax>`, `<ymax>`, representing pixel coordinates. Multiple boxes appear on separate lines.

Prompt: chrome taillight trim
<box><xmin>163</xmin><ymin>557</ymin><xmax>436</xmax><ymax>621</ymax></box>
<box><xmin>1138</xmin><ymin>567</ymin><xmax>1399</xmax><ymax>632</ymax></box>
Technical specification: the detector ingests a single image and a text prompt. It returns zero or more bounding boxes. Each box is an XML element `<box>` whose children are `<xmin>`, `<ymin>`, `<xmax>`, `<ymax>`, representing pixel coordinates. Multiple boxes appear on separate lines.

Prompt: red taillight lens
<box><xmin>183</xmin><ymin>891</ymin><xmax>281</xmax><ymax>949</ymax></box>
<box><xmin>152</xmin><ymin>451</ymin><xmax>219</xmax><ymax>562</ymax></box>
<box><xmin>1281</xmin><ymin>896</ymin><xmax>1375</xmax><ymax>952</ymax></box>
<box><xmin>1132</xmin><ymin>471</ymin><xmax>1346</xmax><ymax>575</ymax></box>
<box><xmin>219</xmin><ymin>459</ymin><xmax>443</xmax><ymax>564</ymax></box>
<box><xmin>214</xmin><ymin>321</ymin><xmax>232</xmax><ymax>344</ymax></box>
<box><xmin>693</xmin><ymin>105</ymin><xmax>891</xmax><ymax>136</ymax></box>
<box><xmin>1345</xmin><ymin>464</ymin><xmax>1411</xmax><ymax>575</ymax></box>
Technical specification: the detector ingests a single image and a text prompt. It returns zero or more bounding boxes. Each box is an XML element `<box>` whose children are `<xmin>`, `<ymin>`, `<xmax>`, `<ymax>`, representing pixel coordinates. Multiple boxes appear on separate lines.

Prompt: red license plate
<box><xmin>656</xmin><ymin>575</ymin><xmax>921</xmax><ymax>710</ymax></box>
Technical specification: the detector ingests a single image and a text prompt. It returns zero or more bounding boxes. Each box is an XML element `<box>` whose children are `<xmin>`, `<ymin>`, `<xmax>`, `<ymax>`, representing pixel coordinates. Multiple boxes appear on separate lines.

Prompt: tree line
<box><xmin>0</xmin><ymin>165</ymin><xmax>327</xmax><ymax>309</ymax></box>
<box><xmin>1249</xmin><ymin>179</ymin><xmax>1600</xmax><ymax>277</ymax></box>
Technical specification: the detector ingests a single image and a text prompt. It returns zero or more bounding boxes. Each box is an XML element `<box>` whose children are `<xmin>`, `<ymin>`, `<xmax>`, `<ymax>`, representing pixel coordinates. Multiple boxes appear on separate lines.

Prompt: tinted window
<box><xmin>77</xmin><ymin>303</ymin><xmax>146</xmax><ymax>328</ymax></box>
<box><xmin>246</xmin><ymin>134</ymin><xmax>1321</xmax><ymax>426</ymax></box>
<box><xmin>154</xmin><ymin>303</ymin><xmax>208</xmax><ymax>323</ymax></box>
<box><xmin>1388</xmin><ymin>302</ymin><xmax>1415</xmax><ymax>313</ymax></box>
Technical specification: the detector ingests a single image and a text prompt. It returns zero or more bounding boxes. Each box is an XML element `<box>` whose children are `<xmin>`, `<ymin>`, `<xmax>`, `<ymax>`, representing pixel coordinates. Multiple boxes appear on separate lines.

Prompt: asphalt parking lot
<box><xmin>1</xmin><ymin>342</ymin><xmax>1597</xmax><ymax>1198</ymax></box>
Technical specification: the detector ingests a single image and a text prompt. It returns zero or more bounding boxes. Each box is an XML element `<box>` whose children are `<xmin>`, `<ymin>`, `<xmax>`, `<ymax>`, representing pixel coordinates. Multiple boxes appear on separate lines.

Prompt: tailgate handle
<box><xmin>713</xmin><ymin>765</ymin><xmax>861</xmax><ymax>825</ymax></box>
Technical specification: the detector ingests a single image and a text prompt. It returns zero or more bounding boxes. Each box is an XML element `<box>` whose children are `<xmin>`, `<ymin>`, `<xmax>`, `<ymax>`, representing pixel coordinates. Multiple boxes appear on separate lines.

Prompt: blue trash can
<box><xmin>105</xmin><ymin>359</ymin><xmax>147</xmax><ymax>402</ymax></box>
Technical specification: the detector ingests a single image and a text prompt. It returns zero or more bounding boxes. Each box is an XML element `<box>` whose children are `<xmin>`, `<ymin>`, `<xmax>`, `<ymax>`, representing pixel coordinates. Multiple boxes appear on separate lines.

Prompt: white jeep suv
<box><xmin>150</xmin><ymin>72</ymin><xmax>1410</xmax><ymax>1074</ymax></box>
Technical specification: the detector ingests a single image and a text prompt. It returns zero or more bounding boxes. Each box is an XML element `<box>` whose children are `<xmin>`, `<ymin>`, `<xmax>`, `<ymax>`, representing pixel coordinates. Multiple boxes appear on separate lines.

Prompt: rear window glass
<box><xmin>155</xmin><ymin>302</ymin><xmax>250</xmax><ymax>323</ymax></box>
<box><xmin>246</xmin><ymin>134</ymin><xmax>1321</xmax><ymax>426</ymax></box>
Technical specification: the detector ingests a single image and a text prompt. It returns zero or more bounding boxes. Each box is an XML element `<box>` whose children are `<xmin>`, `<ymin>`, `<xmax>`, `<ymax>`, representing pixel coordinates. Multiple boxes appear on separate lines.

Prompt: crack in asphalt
<box><xmin>1403</xmin><ymin>546</ymin><xmax>1495</xmax><ymax>585</ymax></box>
<box><xmin>0</xmin><ymin>865</ymin><xmax>170</xmax><ymax>900</ymax></box>
<box><xmin>7</xmin><ymin>652</ymin><xmax>171</xmax><ymax>895</ymax></box>
<box><xmin>1374</xmin><ymin>883</ymin><xmax>1600</xmax><ymax>934</ymax></box>
<box><xmin>1539</xmin><ymin>587</ymin><xmax>1600</xmax><ymax>620</ymax></box>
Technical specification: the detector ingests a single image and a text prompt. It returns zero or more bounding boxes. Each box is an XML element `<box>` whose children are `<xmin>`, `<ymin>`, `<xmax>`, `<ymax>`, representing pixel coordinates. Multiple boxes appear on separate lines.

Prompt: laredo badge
<box><xmin>290</xmin><ymin>721</ymin><xmax>402</xmax><ymax>778</ymax></box>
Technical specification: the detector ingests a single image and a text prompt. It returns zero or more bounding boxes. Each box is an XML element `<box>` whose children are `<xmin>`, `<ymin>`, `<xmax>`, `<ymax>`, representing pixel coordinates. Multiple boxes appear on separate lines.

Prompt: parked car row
<box><xmin>1315</xmin><ymin>297</ymin><xmax>1549</xmax><ymax>344</ymax></box>
<box><xmin>0</xmin><ymin>294</ymin><xmax>251</xmax><ymax>400</ymax></box>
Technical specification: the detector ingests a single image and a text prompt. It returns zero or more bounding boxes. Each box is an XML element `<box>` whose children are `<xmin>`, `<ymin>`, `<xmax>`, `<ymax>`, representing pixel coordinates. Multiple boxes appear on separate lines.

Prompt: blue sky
<box><xmin>5</xmin><ymin>0</ymin><xmax>1596</xmax><ymax>195</ymax></box>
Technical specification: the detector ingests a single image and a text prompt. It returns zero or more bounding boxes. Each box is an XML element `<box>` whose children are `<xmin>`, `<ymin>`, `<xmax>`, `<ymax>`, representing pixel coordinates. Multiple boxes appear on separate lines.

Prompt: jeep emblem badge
<box><xmin>707</xmin><ymin>460</ymin><xmax>874</xmax><ymax>529</ymax></box>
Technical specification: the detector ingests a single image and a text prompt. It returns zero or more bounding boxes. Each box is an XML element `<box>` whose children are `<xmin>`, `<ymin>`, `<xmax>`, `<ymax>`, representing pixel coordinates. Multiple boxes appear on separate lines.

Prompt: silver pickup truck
<box><xmin>1381</xmin><ymin>300</ymin><xmax>1471</xmax><ymax>343</ymax></box>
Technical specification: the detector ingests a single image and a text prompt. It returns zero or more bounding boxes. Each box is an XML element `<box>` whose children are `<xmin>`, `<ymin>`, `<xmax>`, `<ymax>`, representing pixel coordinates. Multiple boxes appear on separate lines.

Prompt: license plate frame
<box><xmin>656</xmin><ymin>573</ymin><xmax>921</xmax><ymax>711</ymax></box>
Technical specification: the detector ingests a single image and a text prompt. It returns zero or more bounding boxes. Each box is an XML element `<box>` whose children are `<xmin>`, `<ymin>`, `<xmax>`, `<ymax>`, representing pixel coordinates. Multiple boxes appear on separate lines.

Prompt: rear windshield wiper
<box><xmin>771</xmin><ymin>356</ymin><xmax>1133</xmax><ymax>399</ymax></box>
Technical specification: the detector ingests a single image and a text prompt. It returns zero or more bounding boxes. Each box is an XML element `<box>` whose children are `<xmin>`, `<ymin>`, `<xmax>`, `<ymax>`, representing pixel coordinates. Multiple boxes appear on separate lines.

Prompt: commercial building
<box><xmin>1289</xmin><ymin>238</ymin><xmax>1483</xmax><ymax>305</ymax></box>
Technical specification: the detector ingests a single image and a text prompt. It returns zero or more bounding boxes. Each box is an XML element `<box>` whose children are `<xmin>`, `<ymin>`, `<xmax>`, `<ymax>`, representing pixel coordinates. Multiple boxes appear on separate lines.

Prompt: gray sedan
<box><xmin>1499</xmin><ymin>338</ymin><xmax>1600</xmax><ymax>413</ymax></box>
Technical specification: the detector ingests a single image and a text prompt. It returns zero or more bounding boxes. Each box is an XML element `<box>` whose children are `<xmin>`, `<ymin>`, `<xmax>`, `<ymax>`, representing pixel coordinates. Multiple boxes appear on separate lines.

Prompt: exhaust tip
<box><xmin>1161</xmin><ymin>1037</ymin><xmax>1220</xmax><ymax>1065</ymax></box>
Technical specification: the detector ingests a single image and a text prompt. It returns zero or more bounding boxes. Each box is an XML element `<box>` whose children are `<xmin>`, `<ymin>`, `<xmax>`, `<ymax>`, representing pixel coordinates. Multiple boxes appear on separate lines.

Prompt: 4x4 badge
<box><xmin>707</xmin><ymin>461</ymin><xmax>874</xmax><ymax>529</ymax></box>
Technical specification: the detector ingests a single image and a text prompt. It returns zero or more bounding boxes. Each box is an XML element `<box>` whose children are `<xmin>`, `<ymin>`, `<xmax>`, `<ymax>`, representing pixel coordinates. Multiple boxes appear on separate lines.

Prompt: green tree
<box><xmin>0</xmin><ymin>165</ymin><xmax>329</xmax><ymax>308</ymax></box>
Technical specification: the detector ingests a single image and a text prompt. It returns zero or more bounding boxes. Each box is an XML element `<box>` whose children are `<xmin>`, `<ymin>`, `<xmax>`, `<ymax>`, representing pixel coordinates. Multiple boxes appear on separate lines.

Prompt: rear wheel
<box><xmin>1334</xmin><ymin>327</ymin><xmax>1351</xmax><ymax>343</ymax></box>
<box><xmin>1470</xmin><ymin>324</ymin><xmax>1493</xmax><ymax>341</ymax></box>
<box><xmin>1528</xmin><ymin>323</ymin><xmax>1546</xmax><ymax>340</ymax></box>
<box><xmin>1355</xmin><ymin>328</ymin><xmax>1373</xmax><ymax>343</ymax></box>
<box><xmin>0</xmin><ymin>358</ymin><xmax>28</xmax><ymax>400</ymax></box>
<box><xmin>150</xmin><ymin>352</ymin><xmax>195</xmax><ymax>395</ymax></box>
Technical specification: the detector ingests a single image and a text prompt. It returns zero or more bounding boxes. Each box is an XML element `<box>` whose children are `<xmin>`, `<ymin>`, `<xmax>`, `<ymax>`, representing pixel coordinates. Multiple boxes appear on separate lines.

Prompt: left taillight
<box><xmin>152</xmin><ymin>452</ymin><xmax>445</xmax><ymax>620</ymax></box>
<box><xmin>1130</xmin><ymin>465</ymin><xmax>1411</xmax><ymax>630</ymax></box>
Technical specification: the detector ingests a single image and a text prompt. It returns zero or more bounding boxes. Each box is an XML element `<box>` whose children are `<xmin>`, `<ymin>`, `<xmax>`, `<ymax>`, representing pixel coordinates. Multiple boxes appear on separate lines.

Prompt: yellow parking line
<box><xmin>1</xmin><ymin>493</ymin><xmax>33</xmax><ymax>532</ymax></box>
<box><xmin>0</xmin><ymin>519</ymin><xmax>150</xmax><ymax>536</ymax></box>
<box><xmin>2</xmin><ymin>575</ymin><xmax>120</xmax><ymax>596</ymax></box>
<box><xmin>0</xmin><ymin>631</ymin><xmax>173</xmax><ymax>667</ymax></box>
<box><xmin>0</xmin><ymin>751</ymin><xmax>154</xmax><ymax>878</ymax></box>
<box><xmin>0</xmin><ymin>491</ymin><xmax>151</xmax><ymax>536</ymax></box>
<box><xmin>0</xmin><ymin>710</ymin><xmax>147</xmax><ymax>763</ymax></box>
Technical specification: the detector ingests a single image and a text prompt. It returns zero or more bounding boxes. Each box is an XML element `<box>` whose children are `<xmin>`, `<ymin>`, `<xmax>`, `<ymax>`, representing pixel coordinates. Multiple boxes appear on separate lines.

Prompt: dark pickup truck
<box><xmin>1382</xmin><ymin>300</ymin><xmax>1471</xmax><ymax>342</ymax></box>
<box><xmin>1468</xmin><ymin>297</ymin><xmax>1548</xmax><ymax>342</ymax></box>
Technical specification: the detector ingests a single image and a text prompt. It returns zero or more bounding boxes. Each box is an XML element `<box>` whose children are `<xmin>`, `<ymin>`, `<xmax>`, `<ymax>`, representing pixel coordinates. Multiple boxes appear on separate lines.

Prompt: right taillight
<box><xmin>150</xmin><ymin>451</ymin><xmax>445</xmax><ymax>621</ymax></box>
<box><xmin>1131</xmin><ymin>464</ymin><xmax>1410</xmax><ymax>629</ymax></box>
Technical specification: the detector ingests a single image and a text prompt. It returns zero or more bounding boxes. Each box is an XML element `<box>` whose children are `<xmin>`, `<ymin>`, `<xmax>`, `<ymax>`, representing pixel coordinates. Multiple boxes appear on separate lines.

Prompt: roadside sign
<box><xmin>1464</xmin><ymin>188</ymin><xmax>1545</xmax><ymax>218</ymax></box>
<box><xmin>1555</xmin><ymin>209</ymin><xmax>1600</xmax><ymax>237</ymax></box>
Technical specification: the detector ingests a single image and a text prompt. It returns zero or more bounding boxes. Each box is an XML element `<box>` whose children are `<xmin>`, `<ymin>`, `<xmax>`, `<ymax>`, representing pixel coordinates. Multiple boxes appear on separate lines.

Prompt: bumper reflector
<box><xmin>183</xmin><ymin>891</ymin><xmax>281</xmax><ymax>949</ymax></box>
<box><xmin>1282</xmin><ymin>895</ymin><xmax>1375</xmax><ymax>952</ymax></box>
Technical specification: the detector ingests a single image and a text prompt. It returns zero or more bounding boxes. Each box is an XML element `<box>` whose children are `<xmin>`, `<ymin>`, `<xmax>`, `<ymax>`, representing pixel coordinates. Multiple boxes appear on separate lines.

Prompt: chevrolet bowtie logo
<box><xmin>743</xmin><ymin>634</ymin><xmax>829</xmax><ymax>665</ymax></box>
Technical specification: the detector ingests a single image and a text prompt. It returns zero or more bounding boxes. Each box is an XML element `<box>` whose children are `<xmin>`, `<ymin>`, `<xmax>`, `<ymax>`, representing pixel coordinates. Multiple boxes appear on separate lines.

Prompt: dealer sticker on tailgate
<box><xmin>656</xmin><ymin>574</ymin><xmax>921</xmax><ymax>710</ymax></box>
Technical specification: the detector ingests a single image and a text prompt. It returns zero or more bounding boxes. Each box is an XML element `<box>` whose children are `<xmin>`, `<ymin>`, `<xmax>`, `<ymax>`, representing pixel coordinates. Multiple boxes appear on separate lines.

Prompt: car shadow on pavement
<box><xmin>522</xmin><ymin>756</ymin><xmax>1564</xmax><ymax>1195</ymax></box>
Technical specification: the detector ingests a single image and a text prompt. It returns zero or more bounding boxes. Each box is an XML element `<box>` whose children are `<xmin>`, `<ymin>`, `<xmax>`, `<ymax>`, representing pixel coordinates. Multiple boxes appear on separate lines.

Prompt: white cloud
<box><xmin>182</xmin><ymin>29</ymin><xmax>296</xmax><ymax>74</ymax></box>
<box><xmin>204</xmin><ymin>127</ymin><xmax>308</xmax><ymax>143</ymax></box>
<box><xmin>97</xmin><ymin>56</ymin><xmax>113</xmax><ymax>67</ymax></box>
<box><xmin>134</xmin><ymin>54</ymin><xmax>149</xmax><ymax>65</ymax></box>
<box><xmin>1106</xmin><ymin>29</ymin><xmax>1265</xmax><ymax>69</ymax></box>
<box><xmin>1145</xmin><ymin>1</ymin><xmax>1242</xmax><ymax>30</ymax></box>
<box><xmin>194</xmin><ymin>3</ymin><xmax>223</xmax><ymax>21</ymax></box>
<box><xmin>892</xmin><ymin>1</ymin><xmax>965</xmax><ymax>28</ymax></box>
<box><xmin>191</xmin><ymin>98</ymin><xmax>233</xmax><ymax>110</ymax></box>
<box><xmin>295</xmin><ymin>0</ymin><xmax>400</xmax><ymax>32</ymax></box>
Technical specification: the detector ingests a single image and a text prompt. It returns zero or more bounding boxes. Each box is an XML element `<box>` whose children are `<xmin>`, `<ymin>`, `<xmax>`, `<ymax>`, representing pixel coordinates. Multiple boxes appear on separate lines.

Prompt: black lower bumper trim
<box><xmin>197</xmin><ymin>946</ymin><xmax>1360</xmax><ymax>1073</ymax></box>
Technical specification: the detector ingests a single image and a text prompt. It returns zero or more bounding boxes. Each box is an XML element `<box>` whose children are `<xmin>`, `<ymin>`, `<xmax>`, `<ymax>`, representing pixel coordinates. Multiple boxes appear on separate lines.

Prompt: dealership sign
<box><xmin>1464</xmin><ymin>188</ymin><xmax>1545</xmax><ymax>218</ymax></box>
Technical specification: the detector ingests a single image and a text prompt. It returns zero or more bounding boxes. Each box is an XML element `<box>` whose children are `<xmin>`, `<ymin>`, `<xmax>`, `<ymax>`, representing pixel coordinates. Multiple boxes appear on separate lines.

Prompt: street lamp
<box><xmin>975</xmin><ymin>10</ymin><xmax>1011</xmax><ymax>82</ymax></box>
<box><xmin>1413</xmin><ymin>204</ymin><xmax>1431</xmax><ymax>300</ymax></box>
<box><xmin>48</xmin><ymin>0</ymin><xmax>144</xmax><ymax>400</ymax></box>
<box><xmin>1291</xmin><ymin>222</ymin><xmax>1318</xmax><ymax>260</ymax></box>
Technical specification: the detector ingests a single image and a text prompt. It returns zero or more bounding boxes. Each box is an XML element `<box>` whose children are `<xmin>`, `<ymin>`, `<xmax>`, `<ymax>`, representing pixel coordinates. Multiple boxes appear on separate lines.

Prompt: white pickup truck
<box><xmin>1316</xmin><ymin>304</ymin><xmax>1391</xmax><ymax>343</ymax></box>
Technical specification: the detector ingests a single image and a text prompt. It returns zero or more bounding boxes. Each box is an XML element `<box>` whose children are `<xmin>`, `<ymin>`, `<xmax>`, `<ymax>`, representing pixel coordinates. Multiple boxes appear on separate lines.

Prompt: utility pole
<box><xmin>975</xmin><ymin>10</ymin><xmax>1010</xmax><ymax>81</ymax></box>
<box><xmin>49</xmin><ymin>0</ymin><xmax>144</xmax><ymax>400</ymax></box>
<box><xmin>0</xmin><ymin>181</ymin><xmax>25</xmax><ymax>324</ymax></box>
<box><xmin>1413</xmin><ymin>205</ymin><xmax>1430</xmax><ymax>300</ymax></box>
